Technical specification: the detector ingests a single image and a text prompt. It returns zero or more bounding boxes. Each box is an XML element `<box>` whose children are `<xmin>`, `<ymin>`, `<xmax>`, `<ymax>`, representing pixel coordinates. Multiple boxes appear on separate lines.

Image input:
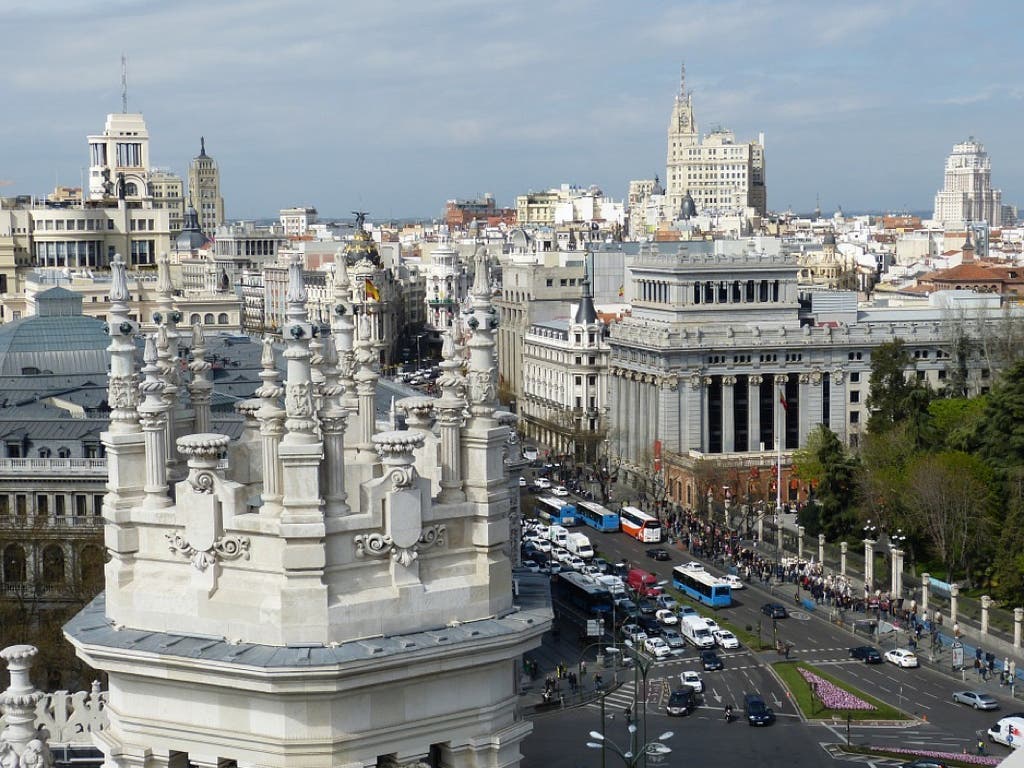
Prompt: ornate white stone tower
<box><xmin>65</xmin><ymin>253</ymin><xmax>549</xmax><ymax>768</ymax></box>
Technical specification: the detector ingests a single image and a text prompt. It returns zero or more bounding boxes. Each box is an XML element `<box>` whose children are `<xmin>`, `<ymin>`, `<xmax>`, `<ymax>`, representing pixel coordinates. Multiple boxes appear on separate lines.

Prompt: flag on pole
<box><xmin>364</xmin><ymin>278</ymin><xmax>381</xmax><ymax>302</ymax></box>
<box><xmin>617</xmin><ymin>283</ymin><xmax>625</xmax><ymax>298</ymax></box>
<box><xmin>779</xmin><ymin>388</ymin><xmax>788</xmax><ymax>411</ymax></box>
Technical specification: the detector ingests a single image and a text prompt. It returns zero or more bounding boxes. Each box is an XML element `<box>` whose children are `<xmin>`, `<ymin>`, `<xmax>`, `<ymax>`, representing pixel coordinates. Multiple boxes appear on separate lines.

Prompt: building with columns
<box><xmin>607</xmin><ymin>238</ymin><xmax>1006</xmax><ymax>510</ymax></box>
<box><xmin>64</xmin><ymin>249</ymin><xmax>547</xmax><ymax>768</ymax></box>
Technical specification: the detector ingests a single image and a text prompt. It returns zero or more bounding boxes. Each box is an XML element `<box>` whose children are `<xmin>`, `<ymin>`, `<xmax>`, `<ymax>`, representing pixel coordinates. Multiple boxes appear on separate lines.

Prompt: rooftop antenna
<box><xmin>121</xmin><ymin>54</ymin><xmax>128</xmax><ymax>113</ymax></box>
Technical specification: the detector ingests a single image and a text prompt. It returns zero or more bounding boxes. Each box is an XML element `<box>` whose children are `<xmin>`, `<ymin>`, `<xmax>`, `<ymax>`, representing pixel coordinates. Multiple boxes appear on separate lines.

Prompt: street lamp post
<box><xmin>586</xmin><ymin>728</ymin><xmax>673</xmax><ymax>768</ymax></box>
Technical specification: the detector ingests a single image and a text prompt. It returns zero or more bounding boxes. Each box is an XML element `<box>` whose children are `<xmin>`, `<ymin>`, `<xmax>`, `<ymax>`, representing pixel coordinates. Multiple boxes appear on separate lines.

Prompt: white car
<box><xmin>518</xmin><ymin>477</ymin><xmax>527</xmax><ymax>487</ymax></box>
<box><xmin>702</xmin><ymin>618</ymin><xmax>721</xmax><ymax>634</ymax></box>
<box><xmin>534</xmin><ymin>478</ymin><xmax>552</xmax><ymax>489</ymax></box>
<box><xmin>884</xmin><ymin>649</ymin><xmax>919</xmax><ymax>668</ymax></box>
<box><xmin>722</xmin><ymin>574</ymin><xmax>744</xmax><ymax>590</ymax></box>
<box><xmin>567</xmin><ymin>556</ymin><xmax>586</xmax><ymax>570</ymax></box>
<box><xmin>655</xmin><ymin>609</ymin><xmax>679</xmax><ymax>626</ymax></box>
<box><xmin>644</xmin><ymin>637</ymin><xmax>671</xmax><ymax>659</ymax></box>
<box><xmin>680</xmin><ymin>670</ymin><xmax>703</xmax><ymax>693</ymax></box>
<box><xmin>679</xmin><ymin>561</ymin><xmax>705</xmax><ymax>572</ymax></box>
<box><xmin>533</xmin><ymin>540</ymin><xmax>552</xmax><ymax>553</ymax></box>
<box><xmin>551</xmin><ymin>486</ymin><xmax>570</xmax><ymax>497</ymax></box>
<box><xmin>713</xmin><ymin>629</ymin><xmax>740</xmax><ymax>649</ymax></box>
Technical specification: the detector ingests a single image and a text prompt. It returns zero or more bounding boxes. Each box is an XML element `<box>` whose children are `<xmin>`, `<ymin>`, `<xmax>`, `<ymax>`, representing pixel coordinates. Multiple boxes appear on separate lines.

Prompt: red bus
<box><xmin>618</xmin><ymin>505</ymin><xmax>662</xmax><ymax>543</ymax></box>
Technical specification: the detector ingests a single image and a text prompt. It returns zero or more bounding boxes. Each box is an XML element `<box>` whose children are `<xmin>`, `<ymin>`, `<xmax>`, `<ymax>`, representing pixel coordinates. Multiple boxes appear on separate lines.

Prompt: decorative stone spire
<box><xmin>154</xmin><ymin>254</ymin><xmax>183</xmax><ymax>475</ymax></box>
<box><xmin>254</xmin><ymin>338</ymin><xmax>285</xmax><ymax>515</ymax></box>
<box><xmin>435</xmin><ymin>328</ymin><xmax>467</xmax><ymax>503</ymax></box>
<box><xmin>138</xmin><ymin>334</ymin><xmax>170</xmax><ymax>508</ymax></box>
<box><xmin>0</xmin><ymin>645</ymin><xmax>44</xmax><ymax>758</ymax></box>
<box><xmin>464</xmin><ymin>247</ymin><xmax>498</xmax><ymax>419</ymax></box>
<box><xmin>107</xmin><ymin>253</ymin><xmax>140</xmax><ymax>433</ymax></box>
<box><xmin>188</xmin><ymin>323</ymin><xmax>213</xmax><ymax>435</ymax></box>
<box><xmin>281</xmin><ymin>254</ymin><xmax>318</xmax><ymax>444</ymax></box>
<box><xmin>331</xmin><ymin>251</ymin><xmax>359</xmax><ymax>444</ymax></box>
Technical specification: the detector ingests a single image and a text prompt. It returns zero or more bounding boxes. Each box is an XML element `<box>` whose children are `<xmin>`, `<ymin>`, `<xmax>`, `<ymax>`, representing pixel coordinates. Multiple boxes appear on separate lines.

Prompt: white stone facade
<box><xmin>64</xmin><ymin>254</ymin><xmax>548</xmax><ymax>768</ymax></box>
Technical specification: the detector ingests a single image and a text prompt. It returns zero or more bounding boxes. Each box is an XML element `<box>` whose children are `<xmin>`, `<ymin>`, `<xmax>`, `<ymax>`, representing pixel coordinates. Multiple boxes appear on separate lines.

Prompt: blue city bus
<box><xmin>672</xmin><ymin>566</ymin><xmax>732</xmax><ymax>608</ymax></box>
<box><xmin>553</xmin><ymin>572</ymin><xmax>613</xmax><ymax>616</ymax></box>
<box><xmin>535</xmin><ymin>496</ymin><xmax>577</xmax><ymax>526</ymax></box>
<box><xmin>575</xmin><ymin>500</ymin><xmax>620</xmax><ymax>533</ymax></box>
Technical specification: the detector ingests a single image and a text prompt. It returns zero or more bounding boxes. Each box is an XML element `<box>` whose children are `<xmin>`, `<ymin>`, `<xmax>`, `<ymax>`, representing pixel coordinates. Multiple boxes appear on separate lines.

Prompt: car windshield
<box><xmin>748</xmin><ymin>700</ymin><xmax>766</xmax><ymax>714</ymax></box>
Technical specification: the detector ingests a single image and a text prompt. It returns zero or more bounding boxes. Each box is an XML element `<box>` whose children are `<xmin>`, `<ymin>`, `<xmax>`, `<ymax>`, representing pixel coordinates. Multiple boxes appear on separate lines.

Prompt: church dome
<box><xmin>175</xmin><ymin>205</ymin><xmax>209</xmax><ymax>251</ymax></box>
<box><xmin>0</xmin><ymin>287</ymin><xmax>108</xmax><ymax>375</ymax></box>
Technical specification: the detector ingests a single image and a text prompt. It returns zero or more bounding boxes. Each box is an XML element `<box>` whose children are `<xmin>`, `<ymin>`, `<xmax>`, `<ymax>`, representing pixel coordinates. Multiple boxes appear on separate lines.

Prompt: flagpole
<box><xmin>776</xmin><ymin>383</ymin><xmax>783</xmax><ymax>563</ymax></box>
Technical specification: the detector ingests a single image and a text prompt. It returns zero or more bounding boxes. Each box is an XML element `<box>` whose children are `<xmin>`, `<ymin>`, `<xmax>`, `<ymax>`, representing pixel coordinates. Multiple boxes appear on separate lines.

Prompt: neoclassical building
<box><xmin>607</xmin><ymin>238</ymin><xmax>1003</xmax><ymax>509</ymax></box>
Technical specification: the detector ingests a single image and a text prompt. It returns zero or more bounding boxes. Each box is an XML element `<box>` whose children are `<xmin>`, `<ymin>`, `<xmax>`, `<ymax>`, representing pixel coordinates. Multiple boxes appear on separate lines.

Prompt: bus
<box><xmin>618</xmin><ymin>506</ymin><xmax>662</xmax><ymax>543</ymax></box>
<box><xmin>552</xmin><ymin>572</ymin><xmax>613</xmax><ymax>616</ymax></box>
<box><xmin>575</xmin><ymin>500</ymin><xmax>620</xmax><ymax>533</ymax></box>
<box><xmin>535</xmin><ymin>496</ymin><xmax>577</xmax><ymax>526</ymax></box>
<box><xmin>672</xmin><ymin>566</ymin><xmax>732</xmax><ymax>608</ymax></box>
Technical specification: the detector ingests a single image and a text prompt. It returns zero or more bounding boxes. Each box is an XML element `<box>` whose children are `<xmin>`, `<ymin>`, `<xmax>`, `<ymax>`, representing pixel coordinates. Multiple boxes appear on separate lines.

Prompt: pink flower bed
<box><xmin>868</xmin><ymin>747</ymin><xmax>1001</xmax><ymax>766</ymax></box>
<box><xmin>798</xmin><ymin>668</ymin><xmax>875</xmax><ymax>710</ymax></box>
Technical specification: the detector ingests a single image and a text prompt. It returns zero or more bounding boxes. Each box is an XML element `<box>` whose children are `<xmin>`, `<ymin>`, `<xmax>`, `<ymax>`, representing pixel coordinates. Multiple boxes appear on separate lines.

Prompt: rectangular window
<box><xmin>93</xmin><ymin>495</ymin><xmax>104</xmax><ymax>516</ymax></box>
<box><xmin>850</xmin><ymin>411</ymin><xmax>860</xmax><ymax>424</ymax></box>
<box><xmin>850</xmin><ymin>372</ymin><xmax>860</xmax><ymax>383</ymax></box>
<box><xmin>55</xmin><ymin>495</ymin><xmax>66</xmax><ymax>516</ymax></box>
<box><xmin>850</xmin><ymin>391</ymin><xmax>860</xmax><ymax>403</ymax></box>
<box><xmin>575</xmin><ymin>376</ymin><xmax>582</xmax><ymax>385</ymax></box>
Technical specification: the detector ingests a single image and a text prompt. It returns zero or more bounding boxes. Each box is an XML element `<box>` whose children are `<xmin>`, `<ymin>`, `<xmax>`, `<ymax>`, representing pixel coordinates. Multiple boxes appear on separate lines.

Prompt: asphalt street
<box><xmin>521</xmin><ymin>494</ymin><xmax>1018</xmax><ymax>766</ymax></box>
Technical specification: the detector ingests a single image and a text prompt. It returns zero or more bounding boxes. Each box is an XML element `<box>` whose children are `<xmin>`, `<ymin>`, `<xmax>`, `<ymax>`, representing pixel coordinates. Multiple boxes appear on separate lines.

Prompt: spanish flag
<box><xmin>617</xmin><ymin>283</ymin><xmax>625</xmax><ymax>298</ymax></box>
<box><xmin>365</xmin><ymin>278</ymin><xmax>381</xmax><ymax>302</ymax></box>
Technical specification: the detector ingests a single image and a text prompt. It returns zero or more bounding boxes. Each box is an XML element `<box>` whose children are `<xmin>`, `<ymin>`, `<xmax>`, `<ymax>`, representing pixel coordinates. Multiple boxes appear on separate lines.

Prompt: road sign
<box><xmin>951</xmin><ymin>640</ymin><xmax>964</xmax><ymax>669</ymax></box>
<box><xmin>587</xmin><ymin>619</ymin><xmax>603</xmax><ymax>637</ymax></box>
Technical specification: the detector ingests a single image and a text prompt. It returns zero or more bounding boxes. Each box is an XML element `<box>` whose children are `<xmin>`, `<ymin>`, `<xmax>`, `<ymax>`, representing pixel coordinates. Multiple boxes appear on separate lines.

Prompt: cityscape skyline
<box><xmin>3</xmin><ymin>0</ymin><xmax>1022</xmax><ymax>220</ymax></box>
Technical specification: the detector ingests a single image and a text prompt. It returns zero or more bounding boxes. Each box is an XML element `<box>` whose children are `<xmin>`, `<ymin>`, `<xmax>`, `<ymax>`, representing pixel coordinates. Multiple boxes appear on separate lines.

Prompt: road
<box><xmin>522</xmin><ymin>492</ymin><xmax>1018</xmax><ymax>765</ymax></box>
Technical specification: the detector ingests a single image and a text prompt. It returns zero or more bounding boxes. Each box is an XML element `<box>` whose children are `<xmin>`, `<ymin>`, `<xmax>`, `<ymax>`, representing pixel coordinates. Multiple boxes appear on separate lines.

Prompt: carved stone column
<box><xmin>138</xmin><ymin>335</ymin><xmax>170</xmax><ymax>509</ymax></box>
<box><xmin>864</xmin><ymin>538</ymin><xmax>875</xmax><ymax>592</ymax></box>
<box><xmin>748</xmin><ymin>374</ymin><xmax>762</xmax><ymax>451</ymax></box>
<box><xmin>840</xmin><ymin>541</ymin><xmax>848</xmax><ymax>577</ymax></box>
<box><xmin>187</xmin><ymin>323</ymin><xmax>213</xmax><ymax>435</ymax></box>
<box><xmin>981</xmin><ymin>595</ymin><xmax>993</xmax><ymax>636</ymax></box>
<box><xmin>435</xmin><ymin>330</ymin><xmax>466</xmax><ymax>503</ymax></box>
<box><xmin>950</xmin><ymin>583</ymin><xmax>960</xmax><ymax>629</ymax></box>
<box><xmin>818</xmin><ymin>533</ymin><xmax>825</xmax><ymax>565</ymax></box>
<box><xmin>920</xmin><ymin>573</ymin><xmax>930</xmax><ymax>615</ymax></box>
<box><xmin>1015</xmin><ymin>607</ymin><xmax>1023</xmax><ymax>649</ymax></box>
<box><xmin>797</xmin><ymin>525</ymin><xmax>805</xmax><ymax>560</ymax></box>
<box><xmin>319</xmin><ymin>337</ymin><xmax>349</xmax><ymax>517</ymax></box>
<box><xmin>773</xmin><ymin>373</ymin><xmax>788</xmax><ymax>451</ymax></box>
<box><xmin>721</xmin><ymin>375</ymin><xmax>736</xmax><ymax>453</ymax></box>
<box><xmin>0</xmin><ymin>644</ymin><xmax>42</xmax><ymax>756</ymax></box>
<box><xmin>255</xmin><ymin>339</ymin><xmax>285</xmax><ymax>516</ymax></box>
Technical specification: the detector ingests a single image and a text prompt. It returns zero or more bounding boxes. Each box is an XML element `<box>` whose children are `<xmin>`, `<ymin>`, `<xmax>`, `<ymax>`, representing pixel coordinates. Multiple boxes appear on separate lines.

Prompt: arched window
<box><xmin>217</xmin><ymin>313</ymin><xmax>228</xmax><ymax>325</ymax></box>
<box><xmin>37</xmin><ymin>447</ymin><xmax>51</xmax><ymax>458</ymax></box>
<box><xmin>56</xmin><ymin>447</ymin><xmax>71</xmax><ymax>459</ymax></box>
<box><xmin>42</xmin><ymin>545</ymin><xmax>65</xmax><ymax>585</ymax></box>
<box><xmin>190</xmin><ymin>313</ymin><xmax>201</xmax><ymax>325</ymax></box>
<box><xmin>204</xmin><ymin>313</ymin><xmax>214</xmax><ymax>325</ymax></box>
<box><xmin>124</xmin><ymin>182</ymin><xmax>138</xmax><ymax>196</ymax></box>
<box><xmin>2</xmin><ymin>544</ymin><xmax>26</xmax><ymax>583</ymax></box>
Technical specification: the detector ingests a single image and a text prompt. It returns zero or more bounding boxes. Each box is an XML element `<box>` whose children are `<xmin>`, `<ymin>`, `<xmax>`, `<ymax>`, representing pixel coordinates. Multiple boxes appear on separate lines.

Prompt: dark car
<box><xmin>666</xmin><ymin>687</ymin><xmax>697</xmax><ymax>716</ymax></box>
<box><xmin>900</xmin><ymin>761</ymin><xmax>948</xmax><ymax>768</ymax></box>
<box><xmin>637</xmin><ymin>598</ymin><xmax>658</xmax><ymax>617</ymax></box>
<box><xmin>744</xmin><ymin>693</ymin><xmax>775</xmax><ymax>726</ymax></box>
<box><xmin>646</xmin><ymin>547</ymin><xmax>672</xmax><ymax>561</ymax></box>
<box><xmin>637</xmin><ymin>616</ymin><xmax>662</xmax><ymax>636</ymax></box>
<box><xmin>700</xmin><ymin>649</ymin><xmax>723</xmax><ymax>671</ymax></box>
<box><xmin>849</xmin><ymin>646</ymin><xmax>883</xmax><ymax>664</ymax></box>
<box><xmin>761</xmin><ymin>603</ymin><xmax>787</xmax><ymax>619</ymax></box>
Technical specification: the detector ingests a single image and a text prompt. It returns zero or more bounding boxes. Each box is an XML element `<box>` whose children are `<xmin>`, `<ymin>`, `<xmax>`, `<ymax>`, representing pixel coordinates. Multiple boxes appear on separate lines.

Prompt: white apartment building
<box><xmin>665</xmin><ymin>66</ymin><xmax>766</xmax><ymax>218</ymax></box>
<box><xmin>87</xmin><ymin>113</ymin><xmax>152</xmax><ymax>202</ymax></box>
<box><xmin>933</xmin><ymin>137</ymin><xmax>1003</xmax><ymax>228</ymax></box>
<box><xmin>279</xmin><ymin>206</ymin><xmax>318</xmax><ymax>237</ymax></box>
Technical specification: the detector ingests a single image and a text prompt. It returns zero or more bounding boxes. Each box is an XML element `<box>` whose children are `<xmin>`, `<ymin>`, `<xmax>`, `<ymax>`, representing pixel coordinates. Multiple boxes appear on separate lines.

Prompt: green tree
<box><xmin>866</xmin><ymin>339</ymin><xmax>934</xmax><ymax>444</ymax></box>
<box><xmin>975</xmin><ymin>358</ymin><xmax>1024</xmax><ymax>471</ymax></box>
<box><xmin>854</xmin><ymin>425</ymin><xmax>916</xmax><ymax>533</ymax></box>
<box><xmin>794</xmin><ymin>425</ymin><xmax>859</xmax><ymax>539</ymax></box>
<box><xmin>928</xmin><ymin>396</ymin><xmax>987</xmax><ymax>452</ymax></box>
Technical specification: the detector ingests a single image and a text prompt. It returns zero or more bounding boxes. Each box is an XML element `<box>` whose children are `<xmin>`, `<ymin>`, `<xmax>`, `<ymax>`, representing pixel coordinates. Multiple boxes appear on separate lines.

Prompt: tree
<box><xmin>855</xmin><ymin>425</ymin><xmax>916</xmax><ymax>533</ymax></box>
<box><xmin>903</xmin><ymin>451</ymin><xmax>996</xmax><ymax>585</ymax></box>
<box><xmin>866</xmin><ymin>339</ymin><xmax>934</xmax><ymax>443</ymax></box>
<box><xmin>974</xmin><ymin>358</ymin><xmax>1024</xmax><ymax>471</ymax></box>
<box><xmin>928</xmin><ymin>396</ymin><xmax>987</xmax><ymax>452</ymax></box>
<box><xmin>793</xmin><ymin>425</ymin><xmax>859</xmax><ymax>539</ymax></box>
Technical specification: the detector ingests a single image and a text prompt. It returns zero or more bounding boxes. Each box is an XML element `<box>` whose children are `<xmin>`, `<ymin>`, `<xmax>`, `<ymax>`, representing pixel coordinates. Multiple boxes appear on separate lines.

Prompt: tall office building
<box><xmin>665</xmin><ymin>65</ymin><xmax>766</xmax><ymax>218</ymax></box>
<box><xmin>187</xmin><ymin>137</ymin><xmax>226</xmax><ymax>234</ymax></box>
<box><xmin>933</xmin><ymin>137</ymin><xmax>1002</xmax><ymax>228</ymax></box>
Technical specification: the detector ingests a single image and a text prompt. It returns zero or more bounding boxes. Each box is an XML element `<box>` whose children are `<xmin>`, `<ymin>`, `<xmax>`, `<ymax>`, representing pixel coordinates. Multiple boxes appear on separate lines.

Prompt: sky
<box><xmin>2</xmin><ymin>0</ymin><xmax>1022</xmax><ymax>221</ymax></box>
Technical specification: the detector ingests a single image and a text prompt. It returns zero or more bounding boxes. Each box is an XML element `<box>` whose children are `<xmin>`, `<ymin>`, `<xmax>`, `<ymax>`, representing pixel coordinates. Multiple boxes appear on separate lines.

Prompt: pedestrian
<box><xmin>977</xmin><ymin>739</ymin><xmax>985</xmax><ymax>756</ymax></box>
<box><xmin>624</xmin><ymin>705</ymin><xmax>632</xmax><ymax>724</ymax></box>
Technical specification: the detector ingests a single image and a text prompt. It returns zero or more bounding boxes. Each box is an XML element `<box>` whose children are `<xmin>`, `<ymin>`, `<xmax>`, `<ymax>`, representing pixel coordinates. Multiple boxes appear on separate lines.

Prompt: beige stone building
<box><xmin>187</xmin><ymin>137</ymin><xmax>225</xmax><ymax>233</ymax></box>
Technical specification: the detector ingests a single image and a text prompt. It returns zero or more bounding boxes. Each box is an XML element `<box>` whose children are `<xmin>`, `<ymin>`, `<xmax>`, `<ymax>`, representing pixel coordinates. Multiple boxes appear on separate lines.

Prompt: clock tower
<box><xmin>666</xmin><ymin>63</ymin><xmax>699</xmax><ymax>214</ymax></box>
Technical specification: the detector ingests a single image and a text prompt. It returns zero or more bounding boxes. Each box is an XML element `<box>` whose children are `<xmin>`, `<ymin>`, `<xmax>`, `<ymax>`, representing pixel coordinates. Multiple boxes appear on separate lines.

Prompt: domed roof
<box><xmin>680</xmin><ymin>191</ymin><xmax>696</xmax><ymax>220</ymax></box>
<box><xmin>344</xmin><ymin>227</ymin><xmax>380</xmax><ymax>267</ymax></box>
<box><xmin>0</xmin><ymin>288</ymin><xmax>108</xmax><ymax>375</ymax></box>
<box><xmin>175</xmin><ymin>205</ymin><xmax>209</xmax><ymax>252</ymax></box>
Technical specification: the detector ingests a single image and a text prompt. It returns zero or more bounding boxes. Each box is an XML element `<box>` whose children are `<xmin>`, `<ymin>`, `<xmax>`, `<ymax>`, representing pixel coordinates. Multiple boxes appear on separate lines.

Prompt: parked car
<box><xmin>702</xmin><ymin>617</ymin><xmax>721</xmax><ymax>634</ymax></box>
<box><xmin>952</xmin><ymin>690</ymin><xmax>999</xmax><ymax>710</ymax></box>
<box><xmin>551</xmin><ymin>486</ymin><xmax>570</xmax><ymax>497</ymax></box>
<box><xmin>744</xmin><ymin>693</ymin><xmax>776</xmax><ymax>726</ymax></box>
<box><xmin>645</xmin><ymin>548</ymin><xmax>672</xmax><ymax>561</ymax></box>
<box><xmin>637</xmin><ymin>598</ymin><xmax>658</xmax><ymax>616</ymax></box>
<box><xmin>884</xmin><ymin>649</ymin><xmax>919</xmax><ymax>668</ymax></box>
<box><xmin>900</xmin><ymin>761</ymin><xmax>949</xmax><ymax>768</ymax></box>
<box><xmin>714</xmin><ymin>629</ymin><xmax>740</xmax><ymax>649</ymax></box>
<box><xmin>849</xmin><ymin>646</ymin><xmax>883</xmax><ymax>664</ymax></box>
<box><xmin>761</xmin><ymin>603</ymin><xmax>787</xmax><ymax>619</ymax></box>
<box><xmin>678</xmin><ymin>605</ymin><xmax>698</xmax><ymax>618</ymax></box>
<box><xmin>680</xmin><ymin>670</ymin><xmax>703</xmax><ymax>693</ymax></box>
<box><xmin>623</xmin><ymin>625</ymin><xmax>648</xmax><ymax>645</ymax></box>
<box><xmin>700</xmin><ymin>649</ymin><xmax>723</xmax><ymax>671</ymax></box>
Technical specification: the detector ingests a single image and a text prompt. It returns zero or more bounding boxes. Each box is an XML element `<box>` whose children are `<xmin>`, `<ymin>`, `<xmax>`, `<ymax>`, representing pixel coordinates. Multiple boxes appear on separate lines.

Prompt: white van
<box><xmin>988</xmin><ymin>716</ymin><xmax>1024</xmax><ymax>749</ymax></box>
<box><xmin>679</xmin><ymin>615</ymin><xmax>716</xmax><ymax>648</ymax></box>
<box><xmin>597</xmin><ymin>575</ymin><xmax>625</xmax><ymax>595</ymax></box>
<box><xmin>565</xmin><ymin>532</ymin><xmax>594</xmax><ymax>559</ymax></box>
<box><xmin>548</xmin><ymin>525</ymin><xmax>569</xmax><ymax>548</ymax></box>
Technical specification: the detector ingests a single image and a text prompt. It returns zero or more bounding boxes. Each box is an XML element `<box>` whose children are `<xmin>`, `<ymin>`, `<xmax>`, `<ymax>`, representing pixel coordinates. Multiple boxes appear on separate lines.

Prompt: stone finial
<box><xmin>471</xmin><ymin>246</ymin><xmax>489</xmax><ymax>300</ymax></box>
<box><xmin>177</xmin><ymin>433</ymin><xmax>230</xmax><ymax>494</ymax></box>
<box><xmin>156</xmin><ymin>253</ymin><xmax>173</xmax><ymax>297</ymax></box>
<box><xmin>0</xmin><ymin>645</ymin><xmax>43</xmax><ymax>756</ymax></box>
<box><xmin>373</xmin><ymin>429</ymin><xmax>425</xmax><ymax>489</ymax></box>
<box><xmin>286</xmin><ymin>252</ymin><xmax>307</xmax><ymax>305</ymax></box>
<box><xmin>109</xmin><ymin>252</ymin><xmax>129</xmax><ymax>304</ymax></box>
